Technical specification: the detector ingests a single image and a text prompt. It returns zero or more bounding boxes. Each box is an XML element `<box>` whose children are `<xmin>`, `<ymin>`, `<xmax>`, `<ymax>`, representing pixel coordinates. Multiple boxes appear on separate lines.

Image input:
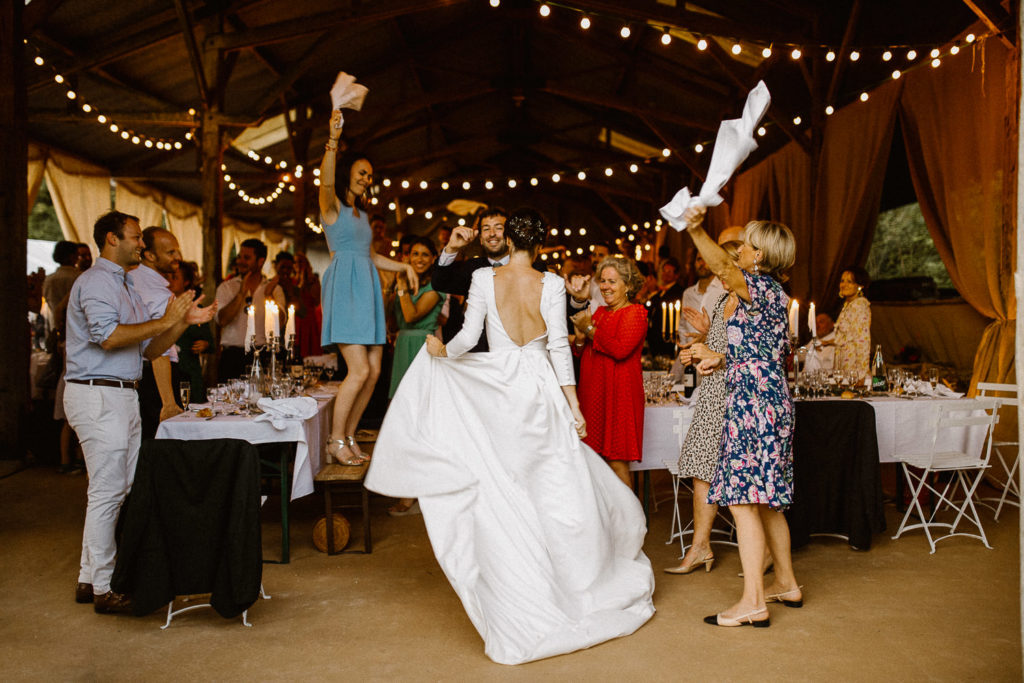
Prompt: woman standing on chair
<box><xmin>665</xmin><ymin>241</ymin><xmax>742</xmax><ymax>576</ymax></box>
<box><xmin>680</xmin><ymin>207</ymin><xmax>801</xmax><ymax>628</ymax></box>
<box><xmin>320</xmin><ymin>109</ymin><xmax>417</xmax><ymax>465</ymax></box>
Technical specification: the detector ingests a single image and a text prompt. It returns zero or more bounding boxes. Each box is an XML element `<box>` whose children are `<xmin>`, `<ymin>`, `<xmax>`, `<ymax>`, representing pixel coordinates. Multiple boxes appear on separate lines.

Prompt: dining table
<box><xmin>155</xmin><ymin>386</ymin><xmax>337</xmax><ymax>562</ymax></box>
<box><xmin>641</xmin><ymin>392</ymin><xmax>987</xmax><ymax>550</ymax></box>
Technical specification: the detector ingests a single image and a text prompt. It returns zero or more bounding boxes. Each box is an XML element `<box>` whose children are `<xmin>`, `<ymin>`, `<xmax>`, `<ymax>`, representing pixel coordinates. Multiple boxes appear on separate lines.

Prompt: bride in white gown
<box><xmin>365</xmin><ymin>209</ymin><xmax>655</xmax><ymax>665</ymax></box>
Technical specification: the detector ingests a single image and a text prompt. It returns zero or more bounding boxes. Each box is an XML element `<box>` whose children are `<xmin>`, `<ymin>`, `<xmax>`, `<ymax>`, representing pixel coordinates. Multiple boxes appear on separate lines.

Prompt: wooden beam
<box><xmin>541</xmin><ymin>86</ymin><xmax>717</xmax><ymax>131</ymax></box>
<box><xmin>206</xmin><ymin>0</ymin><xmax>471</xmax><ymax>52</ymax></box>
<box><xmin>637</xmin><ymin>114</ymin><xmax>706</xmax><ymax>182</ymax></box>
<box><xmin>22</xmin><ymin>0</ymin><xmax>68</xmax><ymax>34</ymax></box>
<box><xmin>594</xmin><ymin>190</ymin><xmax>633</xmax><ymax>225</ymax></box>
<box><xmin>173</xmin><ymin>0</ymin><xmax>210</xmax><ymax>106</ymax></box>
<box><xmin>962</xmin><ymin>0</ymin><xmax>1015</xmax><ymax>49</ymax></box>
<box><xmin>0</xmin><ymin>0</ymin><xmax>29</xmax><ymax>455</ymax></box>
<box><xmin>825</xmin><ymin>0</ymin><xmax>862</xmax><ymax>108</ymax></box>
<box><xmin>29</xmin><ymin>109</ymin><xmax>197</xmax><ymax>127</ymax></box>
<box><xmin>248</xmin><ymin>32</ymin><xmax>332</xmax><ymax>117</ymax></box>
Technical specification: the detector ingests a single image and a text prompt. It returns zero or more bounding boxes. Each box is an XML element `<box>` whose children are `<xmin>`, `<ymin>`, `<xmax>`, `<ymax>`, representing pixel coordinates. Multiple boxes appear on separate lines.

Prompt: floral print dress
<box><xmin>708</xmin><ymin>270</ymin><xmax>794</xmax><ymax>509</ymax></box>
<box><xmin>834</xmin><ymin>295</ymin><xmax>871</xmax><ymax>381</ymax></box>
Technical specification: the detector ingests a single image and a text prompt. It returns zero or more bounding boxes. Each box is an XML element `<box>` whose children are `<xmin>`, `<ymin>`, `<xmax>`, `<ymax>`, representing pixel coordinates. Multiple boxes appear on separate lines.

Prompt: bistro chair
<box><xmin>891</xmin><ymin>398</ymin><xmax>1000</xmax><ymax>553</ymax></box>
<box><xmin>976</xmin><ymin>382</ymin><xmax>1020</xmax><ymax>521</ymax></box>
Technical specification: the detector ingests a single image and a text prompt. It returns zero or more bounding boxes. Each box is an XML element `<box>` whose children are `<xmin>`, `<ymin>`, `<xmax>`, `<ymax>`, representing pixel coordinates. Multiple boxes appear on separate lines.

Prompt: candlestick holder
<box><xmin>267</xmin><ymin>332</ymin><xmax>280</xmax><ymax>380</ymax></box>
<box><xmin>790</xmin><ymin>334</ymin><xmax>804</xmax><ymax>398</ymax></box>
<box><xmin>248</xmin><ymin>335</ymin><xmax>265</xmax><ymax>378</ymax></box>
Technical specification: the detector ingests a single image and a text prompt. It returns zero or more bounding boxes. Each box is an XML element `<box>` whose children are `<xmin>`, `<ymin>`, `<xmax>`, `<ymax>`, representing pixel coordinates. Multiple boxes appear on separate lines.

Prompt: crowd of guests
<box><xmin>35</xmin><ymin>112</ymin><xmax>875</xmax><ymax>623</ymax></box>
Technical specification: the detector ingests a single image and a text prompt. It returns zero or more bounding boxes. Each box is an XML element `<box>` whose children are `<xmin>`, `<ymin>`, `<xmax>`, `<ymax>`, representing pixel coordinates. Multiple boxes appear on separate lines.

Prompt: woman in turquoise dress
<box><xmin>679</xmin><ymin>207</ymin><xmax>802</xmax><ymax>629</ymax></box>
<box><xmin>389</xmin><ymin>237</ymin><xmax>446</xmax><ymax>398</ymax></box>
<box><xmin>320</xmin><ymin>109</ymin><xmax>417</xmax><ymax>465</ymax></box>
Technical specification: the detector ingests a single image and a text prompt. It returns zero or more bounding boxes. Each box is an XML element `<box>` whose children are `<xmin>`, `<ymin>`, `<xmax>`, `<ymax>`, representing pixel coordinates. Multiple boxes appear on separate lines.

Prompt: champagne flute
<box><xmin>928</xmin><ymin>367</ymin><xmax>940</xmax><ymax>392</ymax></box>
<box><xmin>179</xmin><ymin>381</ymin><xmax>191</xmax><ymax>413</ymax></box>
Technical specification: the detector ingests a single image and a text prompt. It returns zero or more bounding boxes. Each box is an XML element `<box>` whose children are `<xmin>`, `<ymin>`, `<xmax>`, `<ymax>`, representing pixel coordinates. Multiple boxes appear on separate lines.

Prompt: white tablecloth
<box><xmin>860</xmin><ymin>396</ymin><xmax>988</xmax><ymax>463</ymax></box>
<box><xmin>155</xmin><ymin>391</ymin><xmax>335</xmax><ymax>500</ymax></box>
<box><xmin>639</xmin><ymin>396</ymin><xmax>989</xmax><ymax>469</ymax></box>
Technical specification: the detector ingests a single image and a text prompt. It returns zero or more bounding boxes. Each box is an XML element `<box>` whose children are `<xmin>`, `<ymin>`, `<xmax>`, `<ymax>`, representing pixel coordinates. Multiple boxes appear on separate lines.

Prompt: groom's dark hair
<box><xmin>506</xmin><ymin>208</ymin><xmax>547</xmax><ymax>251</ymax></box>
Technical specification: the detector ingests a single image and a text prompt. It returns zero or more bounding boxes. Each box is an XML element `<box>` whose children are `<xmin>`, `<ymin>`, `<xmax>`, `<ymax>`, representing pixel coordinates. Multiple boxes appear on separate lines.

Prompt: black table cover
<box><xmin>786</xmin><ymin>400</ymin><xmax>887</xmax><ymax>550</ymax></box>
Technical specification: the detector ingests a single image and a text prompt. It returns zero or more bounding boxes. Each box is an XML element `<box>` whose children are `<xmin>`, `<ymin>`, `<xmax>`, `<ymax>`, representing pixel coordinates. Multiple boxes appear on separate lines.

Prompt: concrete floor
<box><xmin>0</xmin><ymin>465</ymin><xmax>1020</xmax><ymax>681</ymax></box>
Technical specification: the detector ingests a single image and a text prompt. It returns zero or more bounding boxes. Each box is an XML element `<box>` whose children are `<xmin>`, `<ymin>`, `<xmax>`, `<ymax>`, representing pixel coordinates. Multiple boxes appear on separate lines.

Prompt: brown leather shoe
<box><xmin>93</xmin><ymin>590</ymin><xmax>132</xmax><ymax>615</ymax></box>
<box><xmin>75</xmin><ymin>582</ymin><xmax>94</xmax><ymax>604</ymax></box>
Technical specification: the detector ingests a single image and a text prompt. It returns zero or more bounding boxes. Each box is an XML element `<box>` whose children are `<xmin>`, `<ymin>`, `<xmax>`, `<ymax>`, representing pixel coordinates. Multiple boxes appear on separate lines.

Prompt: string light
<box><xmin>661</xmin><ymin>30</ymin><xmax>671</xmax><ymax>46</ymax></box>
<box><xmin>859</xmin><ymin>92</ymin><xmax>869</xmax><ymax>102</ymax></box>
<box><xmin>401</xmin><ymin>179</ymin><xmax>410</xmax><ymax>189</ymax></box>
<box><xmin>892</xmin><ymin>69</ymin><xmax>902</xmax><ymax>80</ymax></box>
<box><xmin>761</xmin><ymin>46</ymin><xmax>772</xmax><ymax>58</ymax></box>
<box><xmin>931</xmin><ymin>58</ymin><xmax>941</xmax><ymax>68</ymax></box>
<box><xmin>694</xmin><ymin>143</ymin><xmax>704</xmax><ymax>153</ymax></box>
<box><xmin>508</xmin><ymin>179</ymin><xmax>517</xmax><ymax>188</ymax></box>
<box><xmin>579</xmin><ymin>15</ymin><xmax>590</xmax><ymax>30</ymax></box>
<box><xmin>577</xmin><ymin>171</ymin><xmax>586</xmax><ymax>180</ymax></box>
<box><xmin>826</xmin><ymin>50</ymin><xmax>836</xmax><ymax>62</ymax></box>
<box><xmin>551</xmin><ymin>173</ymin><xmax>561</xmax><ymax>182</ymax></box>
<box><xmin>697</xmin><ymin>38</ymin><xmax>708</xmax><ymax>51</ymax></box>
<box><xmin>907</xmin><ymin>49</ymin><xmax>917</xmax><ymax>60</ymax></box>
<box><xmin>619</xmin><ymin>26</ymin><xmax>631</xmax><ymax>39</ymax></box>
<box><xmin>485</xmin><ymin>180</ymin><xmax>494</xmax><ymax>190</ymax></box>
<box><xmin>530</xmin><ymin>177</ymin><xmax>539</xmax><ymax>186</ymax></box>
<box><xmin>825</xmin><ymin>105</ymin><xmax>835</xmax><ymax>115</ymax></box>
<box><xmin>792</xmin><ymin>116</ymin><xmax>801</xmax><ymax>125</ymax></box>
<box><xmin>790</xmin><ymin>48</ymin><xmax>802</xmax><ymax>59</ymax></box>
<box><xmin>628</xmin><ymin>163</ymin><xmax>638</xmax><ymax>173</ymax></box>
<box><xmin>604</xmin><ymin>167</ymin><xmax>613</xmax><ymax>176</ymax></box>
<box><xmin>539</xmin><ymin>4</ymin><xmax>550</xmax><ymax>17</ymax></box>
<box><xmin>731</xmin><ymin>43</ymin><xmax>742</xmax><ymax>55</ymax></box>
<box><xmin>882</xmin><ymin>50</ymin><xmax>892</xmax><ymax>61</ymax></box>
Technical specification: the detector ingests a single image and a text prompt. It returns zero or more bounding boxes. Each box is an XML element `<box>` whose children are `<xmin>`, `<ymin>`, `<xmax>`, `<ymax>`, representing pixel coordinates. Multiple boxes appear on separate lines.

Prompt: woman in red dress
<box><xmin>571</xmin><ymin>257</ymin><xmax>648</xmax><ymax>488</ymax></box>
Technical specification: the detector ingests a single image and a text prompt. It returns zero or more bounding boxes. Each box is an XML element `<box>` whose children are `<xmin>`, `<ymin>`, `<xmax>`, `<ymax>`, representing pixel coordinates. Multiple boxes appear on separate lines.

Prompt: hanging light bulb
<box><xmin>661</xmin><ymin>30</ymin><xmax>671</xmax><ymax>46</ymax></box>
<box><xmin>629</xmin><ymin>163</ymin><xmax>639</xmax><ymax>173</ymax></box>
<box><xmin>425</xmin><ymin>210</ymin><xmax>433</xmax><ymax>219</ymax></box>
<box><xmin>530</xmin><ymin>177</ymin><xmax>539</xmax><ymax>186</ymax></box>
<box><xmin>762</xmin><ymin>46</ymin><xmax>772</xmax><ymax>58</ymax></box>
<box><xmin>849</xmin><ymin>50</ymin><xmax>860</xmax><ymax>61</ymax></box>
<box><xmin>694</xmin><ymin>143</ymin><xmax>704</xmax><ymax>153</ymax></box>
<box><xmin>931</xmin><ymin>58</ymin><xmax>941</xmax><ymax>68</ymax></box>
<box><xmin>661</xmin><ymin>148</ymin><xmax>671</xmax><ymax>157</ymax></box>
<box><xmin>930</xmin><ymin>48</ymin><xmax>940</xmax><ymax>59</ymax></box>
<box><xmin>441</xmin><ymin>181</ymin><xmax>449</xmax><ymax>190</ymax></box>
<box><xmin>508</xmin><ymin>179</ymin><xmax>517</xmax><ymax>188</ymax></box>
<box><xmin>579</xmin><ymin>15</ymin><xmax>591</xmax><ymax>30</ymax></box>
<box><xmin>825</xmin><ymin>105</ymin><xmax>834</xmax><ymax>115</ymax></box>
<box><xmin>577</xmin><ymin>171</ymin><xmax>586</xmax><ymax>180</ymax></box>
<box><xmin>401</xmin><ymin>179</ymin><xmax>410</xmax><ymax>189</ymax></box>
<box><xmin>891</xmin><ymin>69</ymin><xmax>902</xmax><ymax>80</ymax></box>
<box><xmin>462</xmin><ymin>181</ymin><xmax>471</xmax><ymax>190</ymax></box>
<box><xmin>697</xmin><ymin>38</ymin><xmax>708</xmax><ymax>51</ymax></box>
<box><xmin>539</xmin><ymin>4</ymin><xmax>550</xmax><ymax>17</ymax></box>
<box><xmin>966</xmin><ymin>33</ymin><xmax>976</xmax><ymax>43</ymax></box>
<box><xmin>551</xmin><ymin>173</ymin><xmax>561</xmax><ymax>182</ymax></box>
<box><xmin>882</xmin><ymin>50</ymin><xmax>893</xmax><ymax>61</ymax></box>
<box><xmin>793</xmin><ymin>116</ymin><xmax>802</xmax><ymax>125</ymax></box>
<box><xmin>757</xmin><ymin>126</ymin><xmax>766</xmax><ymax>136</ymax></box>
<box><xmin>731</xmin><ymin>43</ymin><xmax>742</xmax><ymax>55</ymax></box>
<box><xmin>34</xmin><ymin>56</ymin><xmax>43</xmax><ymax>66</ymax></box>
<box><xmin>485</xmin><ymin>180</ymin><xmax>494</xmax><ymax>190</ymax></box>
<box><xmin>604</xmin><ymin>167</ymin><xmax>613</xmax><ymax>176</ymax></box>
<box><xmin>859</xmin><ymin>92</ymin><xmax>869</xmax><ymax>101</ymax></box>
<box><xmin>826</xmin><ymin>50</ymin><xmax>836</xmax><ymax>62</ymax></box>
<box><xmin>620</xmin><ymin>26</ymin><xmax>631</xmax><ymax>39</ymax></box>
<box><xmin>950</xmin><ymin>45</ymin><xmax>960</xmax><ymax>55</ymax></box>
<box><xmin>907</xmin><ymin>49</ymin><xmax>917</xmax><ymax>60</ymax></box>
<box><xmin>791</xmin><ymin>47</ymin><xmax>802</xmax><ymax>59</ymax></box>
<box><xmin>382</xmin><ymin>178</ymin><xmax>391</xmax><ymax>187</ymax></box>
<box><xmin>489</xmin><ymin>0</ymin><xmax>499</xmax><ymax>7</ymax></box>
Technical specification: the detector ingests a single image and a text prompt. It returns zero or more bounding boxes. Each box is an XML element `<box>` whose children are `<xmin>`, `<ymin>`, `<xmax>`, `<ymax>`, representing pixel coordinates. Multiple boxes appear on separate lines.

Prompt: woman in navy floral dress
<box><xmin>680</xmin><ymin>207</ymin><xmax>801</xmax><ymax>629</ymax></box>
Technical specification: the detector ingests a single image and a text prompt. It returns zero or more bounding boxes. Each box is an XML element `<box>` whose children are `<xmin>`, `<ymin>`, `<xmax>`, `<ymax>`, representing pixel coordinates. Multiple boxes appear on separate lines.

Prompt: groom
<box><xmin>433</xmin><ymin>207</ymin><xmax>589</xmax><ymax>351</ymax></box>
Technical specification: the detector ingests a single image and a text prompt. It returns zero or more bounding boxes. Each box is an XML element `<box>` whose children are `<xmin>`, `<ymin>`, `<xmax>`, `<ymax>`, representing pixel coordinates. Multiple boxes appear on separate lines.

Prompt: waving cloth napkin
<box><xmin>330</xmin><ymin>72</ymin><xmax>369</xmax><ymax>112</ymax></box>
<box><xmin>904</xmin><ymin>379</ymin><xmax>965</xmax><ymax>399</ymax></box>
<box><xmin>254</xmin><ymin>397</ymin><xmax>319</xmax><ymax>429</ymax></box>
<box><xmin>660</xmin><ymin>80</ymin><xmax>771</xmax><ymax>231</ymax></box>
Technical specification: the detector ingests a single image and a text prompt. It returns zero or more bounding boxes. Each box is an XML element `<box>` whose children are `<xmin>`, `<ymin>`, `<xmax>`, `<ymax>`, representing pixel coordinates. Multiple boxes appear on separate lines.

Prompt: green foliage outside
<box><xmin>28</xmin><ymin>184</ymin><xmax>62</xmax><ymax>241</ymax></box>
<box><xmin>864</xmin><ymin>202</ymin><xmax>953</xmax><ymax>290</ymax></box>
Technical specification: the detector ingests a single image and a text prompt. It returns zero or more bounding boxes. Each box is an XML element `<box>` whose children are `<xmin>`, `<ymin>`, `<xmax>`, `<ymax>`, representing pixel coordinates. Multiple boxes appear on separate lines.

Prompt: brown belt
<box><xmin>67</xmin><ymin>378</ymin><xmax>140</xmax><ymax>390</ymax></box>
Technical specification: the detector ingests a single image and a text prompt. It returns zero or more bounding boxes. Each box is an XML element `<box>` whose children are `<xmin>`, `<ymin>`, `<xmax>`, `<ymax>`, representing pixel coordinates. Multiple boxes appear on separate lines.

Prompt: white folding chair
<box><xmin>976</xmin><ymin>382</ymin><xmax>1020</xmax><ymax>521</ymax></box>
<box><xmin>663</xmin><ymin>407</ymin><xmax>737</xmax><ymax>559</ymax></box>
<box><xmin>891</xmin><ymin>398</ymin><xmax>1000</xmax><ymax>553</ymax></box>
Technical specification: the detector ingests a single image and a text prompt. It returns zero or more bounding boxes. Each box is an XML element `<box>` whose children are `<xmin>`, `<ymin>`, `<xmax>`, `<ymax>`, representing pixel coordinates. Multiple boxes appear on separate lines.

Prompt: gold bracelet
<box><xmin>325</xmin><ymin>141</ymin><xmax>339</xmax><ymax>152</ymax></box>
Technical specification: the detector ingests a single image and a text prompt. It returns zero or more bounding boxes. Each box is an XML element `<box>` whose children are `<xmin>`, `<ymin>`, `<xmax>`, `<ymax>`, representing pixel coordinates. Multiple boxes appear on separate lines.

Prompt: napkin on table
<box><xmin>330</xmin><ymin>71</ymin><xmax>368</xmax><ymax>111</ymax></box>
<box><xmin>254</xmin><ymin>397</ymin><xmax>319</xmax><ymax>429</ymax></box>
<box><xmin>660</xmin><ymin>80</ymin><xmax>771</xmax><ymax>231</ymax></box>
<box><xmin>905</xmin><ymin>379</ymin><xmax>964</xmax><ymax>398</ymax></box>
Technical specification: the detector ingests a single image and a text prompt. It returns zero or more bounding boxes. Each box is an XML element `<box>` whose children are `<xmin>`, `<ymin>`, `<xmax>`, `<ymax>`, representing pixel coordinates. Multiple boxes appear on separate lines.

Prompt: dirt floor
<box><xmin>0</xmin><ymin>465</ymin><xmax>1019</xmax><ymax>681</ymax></box>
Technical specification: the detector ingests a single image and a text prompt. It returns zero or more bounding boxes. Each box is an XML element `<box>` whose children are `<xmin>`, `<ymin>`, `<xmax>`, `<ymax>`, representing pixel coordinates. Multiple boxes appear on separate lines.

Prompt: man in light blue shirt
<box><xmin>63</xmin><ymin>211</ymin><xmax>216</xmax><ymax>615</ymax></box>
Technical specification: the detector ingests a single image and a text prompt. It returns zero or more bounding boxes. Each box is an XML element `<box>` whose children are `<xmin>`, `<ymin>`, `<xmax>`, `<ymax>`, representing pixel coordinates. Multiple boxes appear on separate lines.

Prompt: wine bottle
<box><xmin>871</xmin><ymin>344</ymin><xmax>886</xmax><ymax>392</ymax></box>
<box><xmin>682</xmin><ymin>362</ymin><xmax>697</xmax><ymax>398</ymax></box>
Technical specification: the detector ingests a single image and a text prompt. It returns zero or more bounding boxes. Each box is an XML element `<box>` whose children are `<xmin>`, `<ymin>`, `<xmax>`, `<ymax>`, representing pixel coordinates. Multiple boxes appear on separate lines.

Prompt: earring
<box><xmin>753</xmin><ymin>260</ymin><xmax>759</xmax><ymax>274</ymax></box>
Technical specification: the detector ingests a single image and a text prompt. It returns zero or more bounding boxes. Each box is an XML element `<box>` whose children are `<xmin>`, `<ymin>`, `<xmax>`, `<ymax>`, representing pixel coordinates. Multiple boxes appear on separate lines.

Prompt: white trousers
<box><xmin>63</xmin><ymin>382</ymin><xmax>141</xmax><ymax>594</ymax></box>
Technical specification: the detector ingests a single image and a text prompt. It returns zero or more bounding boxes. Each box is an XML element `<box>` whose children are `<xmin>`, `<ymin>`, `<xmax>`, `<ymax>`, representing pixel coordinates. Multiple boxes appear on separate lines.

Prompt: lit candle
<box><xmin>245</xmin><ymin>305</ymin><xmax>255</xmax><ymax>351</ymax></box>
<box><xmin>789</xmin><ymin>299</ymin><xmax>799</xmax><ymax>337</ymax></box>
<box><xmin>674</xmin><ymin>300</ymin><xmax>681</xmax><ymax>336</ymax></box>
<box><xmin>264</xmin><ymin>299</ymin><xmax>274</xmax><ymax>339</ymax></box>
<box><xmin>661</xmin><ymin>301</ymin><xmax>667</xmax><ymax>336</ymax></box>
<box><xmin>285</xmin><ymin>304</ymin><xmax>296</xmax><ymax>338</ymax></box>
<box><xmin>808</xmin><ymin>302</ymin><xmax>816</xmax><ymax>337</ymax></box>
<box><xmin>39</xmin><ymin>296</ymin><xmax>50</xmax><ymax>328</ymax></box>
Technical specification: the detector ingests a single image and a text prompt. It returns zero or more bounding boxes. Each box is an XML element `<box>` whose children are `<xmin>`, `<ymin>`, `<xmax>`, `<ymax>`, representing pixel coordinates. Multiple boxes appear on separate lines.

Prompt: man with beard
<box><xmin>678</xmin><ymin>253</ymin><xmax>725</xmax><ymax>345</ymax></box>
<box><xmin>129</xmin><ymin>227</ymin><xmax>186</xmax><ymax>438</ymax></box>
<box><xmin>64</xmin><ymin>211</ymin><xmax>215</xmax><ymax>613</ymax></box>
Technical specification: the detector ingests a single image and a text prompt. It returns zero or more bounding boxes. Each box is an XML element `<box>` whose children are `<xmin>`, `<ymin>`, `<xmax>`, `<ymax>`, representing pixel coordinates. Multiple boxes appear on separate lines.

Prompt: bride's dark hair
<box><xmin>505</xmin><ymin>208</ymin><xmax>547</xmax><ymax>251</ymax></box>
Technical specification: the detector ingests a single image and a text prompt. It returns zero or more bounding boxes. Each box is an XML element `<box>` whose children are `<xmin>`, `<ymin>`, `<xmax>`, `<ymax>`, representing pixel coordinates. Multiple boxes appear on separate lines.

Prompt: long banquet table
<box><xmin>640</xmin><ymin>395</ymin><xmax>988</xmax><ymax>550</ymax></box>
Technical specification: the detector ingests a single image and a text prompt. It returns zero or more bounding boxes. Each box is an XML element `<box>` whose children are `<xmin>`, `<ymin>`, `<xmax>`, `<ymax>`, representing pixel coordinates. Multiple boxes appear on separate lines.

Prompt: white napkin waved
<box><xmin>904</xmin><ymin>379</ymin><xmax>964</xmax><ymax>398</ymax></box>
<box><xmin>330</xmin><ymin>71</ymin><xmax>369</xmax><ymax>112</ymax></box>
<box><xmin>254</xmin><ymin>396</ymin><xmax>319</xmax><ymax>429</ymax></box>
<box><xmin>660</xmin><ymin>81</ymin><xmax>771</xmax><ymax>231</ymax></box>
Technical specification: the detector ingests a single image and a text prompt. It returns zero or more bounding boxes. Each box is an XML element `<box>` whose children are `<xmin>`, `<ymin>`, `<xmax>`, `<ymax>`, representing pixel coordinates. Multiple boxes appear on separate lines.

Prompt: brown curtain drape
<box><xmin>811</xmin><ymin>79</ymin><xmax>902</xmax><ymax>308</ymax></box>
<box><xmin>766</xmin><ymin>142</ymin><xmax>813</xmax><ymax>301</ymax></box>
<box><xmin>899</xmin><ymin>37</ymin><xmax>1017</xmax><ymax>390</ymax></box>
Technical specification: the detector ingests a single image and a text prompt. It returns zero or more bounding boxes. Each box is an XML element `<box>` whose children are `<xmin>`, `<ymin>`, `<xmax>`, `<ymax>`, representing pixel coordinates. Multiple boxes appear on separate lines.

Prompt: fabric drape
<box><xmin>765</xmin><ymin>142</ymin><xmax>813</xmax><ymax>300</ymax></box>
<box><xmin>812</xmin><ymin>79</ymin><xmax>902</xmax><ymax>305</ymax></box>
<box><xmin>44</xmin><ymin>150</ymin><xmax>111</xmax><ymax>244</ymax></box>
<box><xmin>899</xmin><ymin>36</ymin><xmax>1017</xmax><ymax>390</ymax></box>
<box><xmin>27</xmin><ymin>143</ymin><xmax>47</xmax><ymax>212</ymax></box>
<box><xmin>163</xmin><ymin>195</ymin><xmax>204</xmax><ymax>264</ymax></box>
<box><xmin>114</xmin><ymin>180</ymin><xmax>165</xmax><ymax>232</ymax></box>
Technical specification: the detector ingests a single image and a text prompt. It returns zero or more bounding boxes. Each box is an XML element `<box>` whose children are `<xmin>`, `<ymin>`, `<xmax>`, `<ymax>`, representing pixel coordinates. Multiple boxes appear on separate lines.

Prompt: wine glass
<box><xmin>179</xmin><ymin>381</ymin><xmax>191</xmax><ymax>413</ymax></box>
<box><xmin>928</xmin><ymin>367</ymin><xmax>940</xmax><ymax>392</ymax></box>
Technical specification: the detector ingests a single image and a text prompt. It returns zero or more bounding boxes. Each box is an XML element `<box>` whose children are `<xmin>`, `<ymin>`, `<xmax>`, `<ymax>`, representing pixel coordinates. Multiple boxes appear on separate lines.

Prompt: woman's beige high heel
<box><xmin>664</xmin><ymin>553</ymin><xmax>715</xmax><ymax>575</ymax></box>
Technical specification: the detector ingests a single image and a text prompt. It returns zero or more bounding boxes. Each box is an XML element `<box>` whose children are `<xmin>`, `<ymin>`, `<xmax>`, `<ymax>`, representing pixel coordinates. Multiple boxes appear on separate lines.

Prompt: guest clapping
<box><xmin>681</xmin><ymin>207</ymin><xmax>801</xmax><ymax>628</ymax></box>
<box><xmin>389</xmin><ymin>237</ymin><xmax>446</xmax><ymax>397</ymax></box>
<box><xmin>571</xmin><ymin>257</ymin><xmax>647</xmax><ymax>488</ymax></box>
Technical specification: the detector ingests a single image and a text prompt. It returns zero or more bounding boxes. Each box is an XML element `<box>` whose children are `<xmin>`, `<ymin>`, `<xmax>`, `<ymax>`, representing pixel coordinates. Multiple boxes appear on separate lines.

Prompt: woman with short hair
<box><xmin>680</xmin><ymin>208</ymin><xmax>802</xmax><ymax>628</ymax></box>
<box><xmin>571</xmin><ymin>256</ymin><xmax>648</xmax><ymax>488</ymax></box>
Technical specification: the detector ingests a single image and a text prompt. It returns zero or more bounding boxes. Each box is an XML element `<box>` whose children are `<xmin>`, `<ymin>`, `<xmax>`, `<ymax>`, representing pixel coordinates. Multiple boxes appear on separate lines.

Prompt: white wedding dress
<box><xmin>365</xmin><ymin>268</ymin><xmax>655</xmax><ymax>665</ymax></box>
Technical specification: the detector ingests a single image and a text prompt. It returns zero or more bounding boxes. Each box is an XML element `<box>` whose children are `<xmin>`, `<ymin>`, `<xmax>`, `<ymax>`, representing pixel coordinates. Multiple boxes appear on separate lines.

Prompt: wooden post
<box><xmin>0</xmin><ymin>0</ymin><xmax>28</xmax><ymax>457</ymax></box>
<box><xmin>1015</xmin><ymin>0</ymin><xmax>1023</xmax><ymax>668</ymax></box>
<box><xmin>200</xmin><ymin>112</ymin><xmax>223</xmax><ymax>297</ymax></box>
